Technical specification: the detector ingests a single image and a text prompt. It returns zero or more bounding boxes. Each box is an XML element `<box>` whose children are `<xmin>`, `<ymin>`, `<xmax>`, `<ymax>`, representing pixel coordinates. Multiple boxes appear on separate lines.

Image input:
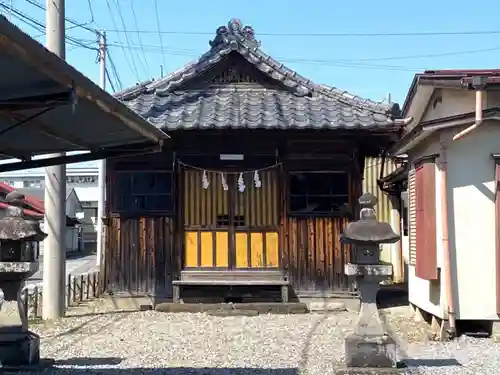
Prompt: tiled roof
<box><xmin>117</xmin><ymin>19</ymin><xmax>404</xmax><ymax>132</ymax></box>
<box><xmin>128</xmin><ymin>87</ymin><xmax>396</xmax><ymax>131</ymax></box>
<box><xmin>0</xmin><ymin>182</ymin><xmax>44</xmax><ymax>212</ymax></box>
<box><xmin>0</xmin><ymin>183</ymin><xmax>43</xmax><ymax>217</ymax></box>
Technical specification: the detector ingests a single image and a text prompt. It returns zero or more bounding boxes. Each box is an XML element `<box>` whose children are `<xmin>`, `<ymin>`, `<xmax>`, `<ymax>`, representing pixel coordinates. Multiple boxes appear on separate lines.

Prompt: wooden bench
<box><xmin>172</xmin><ymin>271</ymin><xmax>290</xmax><ymax>303</ymax></box>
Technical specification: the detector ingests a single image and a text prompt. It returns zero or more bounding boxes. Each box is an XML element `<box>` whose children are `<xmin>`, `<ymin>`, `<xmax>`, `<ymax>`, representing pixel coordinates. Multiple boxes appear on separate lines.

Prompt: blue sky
<box><xmin>4</xmin><ymin>0</ymin><xmax>500</xmax><ymax>106</ymax></box>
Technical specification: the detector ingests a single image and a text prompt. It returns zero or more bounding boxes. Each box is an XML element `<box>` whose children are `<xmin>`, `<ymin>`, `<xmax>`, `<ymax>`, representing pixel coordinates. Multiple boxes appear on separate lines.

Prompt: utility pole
<box><xmin>42</xmin><ymin>0</ymin><xmax>66</xmax><ymax>320</ymax></box>
<box><xmin>96</xmin><ymin>30</ymin><xmax>106</xmax><ymax>268</ymax></box>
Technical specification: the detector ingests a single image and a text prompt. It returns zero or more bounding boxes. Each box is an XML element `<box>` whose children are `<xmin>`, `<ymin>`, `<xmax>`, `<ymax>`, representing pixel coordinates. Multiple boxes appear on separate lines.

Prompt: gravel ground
<box><xmin>9</xmin><ymin>299</ymin><xmax>500</xmax><ymax>375</ymax></box>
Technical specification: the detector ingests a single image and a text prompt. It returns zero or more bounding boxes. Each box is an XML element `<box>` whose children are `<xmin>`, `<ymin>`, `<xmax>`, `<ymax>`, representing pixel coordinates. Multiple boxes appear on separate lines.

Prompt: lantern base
<box><xmin>344</xmin><ymin>333</ymin><xmax>397</xmax><ymax>369</ymax></box>
<box><xmin>0</xmin><ymin>330</ymin><xmax>44</xmax><ymax>369</ymax></box>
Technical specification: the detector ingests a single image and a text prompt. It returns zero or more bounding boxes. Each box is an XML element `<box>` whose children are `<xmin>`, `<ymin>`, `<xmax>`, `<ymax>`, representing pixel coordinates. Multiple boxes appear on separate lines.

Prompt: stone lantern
<box><xmin>338</xmin><ymin>192</ymin><xmax>401</xmax><ymax>372</ymax></box>
<box><xmin>0</xmin><ymin>191</ymin><xmax>47</xmax><ymax>369</ymax></box>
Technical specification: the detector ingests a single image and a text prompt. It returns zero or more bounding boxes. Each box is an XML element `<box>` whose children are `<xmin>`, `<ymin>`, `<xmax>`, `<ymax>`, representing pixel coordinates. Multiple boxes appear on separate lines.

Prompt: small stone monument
<box><xmin>337</xmin><ymin>193</ymin><xmax>402</xmax><ymax>374</ymax></box>
<box><xmin>0</xmin><ymin>191</ymin><xmax>49</xmax><ymax>369</ymax></box>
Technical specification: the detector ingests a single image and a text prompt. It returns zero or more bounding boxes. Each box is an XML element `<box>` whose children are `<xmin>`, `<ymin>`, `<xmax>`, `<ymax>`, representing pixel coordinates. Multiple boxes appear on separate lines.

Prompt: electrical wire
<box><xmin>103</xmin><ymin>28</ymin><xmax>500</xmax><ymax>38</ymax></box>
<box><xmin>153</xmin><ymin>0</ymin><xmax>166</xmax><ymax>74</ymax></box>
<box><xmin>107</xmin><ymin>50</ymin><xmax>124</xmax><ymax>91</ymax></box>
<box><xmin>100</xmin><ymin>43</ymin><xmax>415</xmax><ymax>72</ymax></box>
<box><xmin>105</xmin><ymin>42</ymin><xmax>419</xmax><ymax>72</ymax></box>
<box><xmin>102</xmin><ymin>40</ymin><xmax>500</xmax><ymax>72</ymax></box>
<box><xmin>104</xmin><ymin>0</ymin><xmax>140</xmax><ymax>82</ymax></box>
<box><xmin>105</xmin><ymin>67</ymin><xmax>117</xmax><ymax>93</ymax></box>
<box><xmin>129</xmin><ymin>0</ymin><xmax>151</xmax><ymax>77</ymax></box>
<box><xmin>111</xmin><ymin>0</ymin><xmax>143</xmax><ymax>80</ymax></box>
<box><xmin>2</xmin><ymin>4</ymin><xmax>97</xmax><ymax>51</ymax></box>
<box><xmin>25</xmin><ymin>0</ymin><xmax>96</xmax><ymax>33</ymax></box>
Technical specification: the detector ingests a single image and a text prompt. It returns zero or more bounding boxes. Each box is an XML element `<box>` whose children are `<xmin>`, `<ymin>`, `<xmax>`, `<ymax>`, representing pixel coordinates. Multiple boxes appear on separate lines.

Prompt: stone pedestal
<box><xmin>0</xmin><ymin>192</ymin><xmax>50</xmax><ymax>370</ymax></box>
<box><xmin>345</xmin><ymin>334</ymin><xmax>396</xmax><ymax>368</ymax></box>
<box><xmin>0</xmin><ymin>329</ymin><xmax>41</xmax><ymax>368</ymax></box>
<box><xmin>336</xmin><ymin>193</ymin><xmax>403</xmax><ymax>374</ymax></box>
<box><xmin>0</xmin><ymin>264</ymin><xmax>43</xmax><ymax>369</ymax></box>
<box><xmin>343</xmin><ymin>264</ymin><xmax>398</xmax><ymax>371</ymax></box>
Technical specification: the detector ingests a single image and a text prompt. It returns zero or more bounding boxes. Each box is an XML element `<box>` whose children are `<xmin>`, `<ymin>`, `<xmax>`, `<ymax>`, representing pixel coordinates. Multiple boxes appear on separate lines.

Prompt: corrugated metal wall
<box><xmin>362</xmin><ymin>157</ymin><xmax>398</xmax><ymax>264</ymax></box>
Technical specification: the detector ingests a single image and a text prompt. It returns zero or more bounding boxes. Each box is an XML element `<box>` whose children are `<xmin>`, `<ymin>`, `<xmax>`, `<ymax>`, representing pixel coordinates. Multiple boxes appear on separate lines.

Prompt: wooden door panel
<box><xmin>183</xmin><ymin>169</ymin><xmax>230</xmax><ymax>268</ymax></box>
<box><xmin>183</xmin><ymin>168</ymin><xmax>280</xmax><ymax>269</ymax></box>
<box><xmin>184</xmin><ymin>230</ymin><xmax>230</xmax><ymax>268</ymax></box>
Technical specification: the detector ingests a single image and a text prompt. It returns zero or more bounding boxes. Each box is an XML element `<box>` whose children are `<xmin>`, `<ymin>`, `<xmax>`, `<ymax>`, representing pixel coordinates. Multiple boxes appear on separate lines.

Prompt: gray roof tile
<box><xmin>117</xmin><ymin>19</ymin><xmax>403</xmax><ymax>132</ymax></box>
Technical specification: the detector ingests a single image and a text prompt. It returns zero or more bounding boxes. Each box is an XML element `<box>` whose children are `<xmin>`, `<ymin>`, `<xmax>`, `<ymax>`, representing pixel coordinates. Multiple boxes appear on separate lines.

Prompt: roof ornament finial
<box><xmin>209</xmin><ymin>18</ymin><xmax>260</xmax><ymax>49</ymax></box>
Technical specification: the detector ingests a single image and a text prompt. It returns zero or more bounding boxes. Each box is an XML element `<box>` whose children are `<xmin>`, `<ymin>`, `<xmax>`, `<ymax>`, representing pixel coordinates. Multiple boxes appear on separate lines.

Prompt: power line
<box><xmin>86</xmin><ymin>0</ymin><xmax>96</xmax><ymax>27</ymax></box>
<box><xmin>105</xmin><ymin>67</ymin><xmax>117</xmax><ymax>92</ymax></box>
<box><xmin>25</xmin><ymin>0</ymin><xmax>97</xmax><ymax>33</ymax></box>
<box><xmin>105</xmin><ymin>42</ymin><xmax>420</xmax><ymax>72</ymax></box>
<box><xmin>104</xmin><ymin>0</ymin><xmax>140</xmax><ymax>82</ymax></box>
<box><xmin>110</xmin><ymin>0</ymin><xmax>143</xmax><ymax>79</ymax></box>
<box><xmin>129</xmin><ymin>0</ymin><xmax>151</xmax><ymax>76</ymax></box>
<box><xmin>107</xmin><ymin>50</ymin><xmax>124</xmax><ymax>91</ymax></box>
<box><xmin>3</xmin><ymin>3</ymin><xmax>96</xmax><ymax>50</ymax></box>
<box><xmin>153</xmin><ymin>0</ymin><xmax>166</xmax><ymax>74</ymax></box>
<box><xmin>102</xmin><ymin>28</ymin><xmax>500</xmax><ymax>38</ymax></box>
<box><xmin>104</xmin><ymin>40</ymin><xmax>500</xmax><ymax>72</ymax></box>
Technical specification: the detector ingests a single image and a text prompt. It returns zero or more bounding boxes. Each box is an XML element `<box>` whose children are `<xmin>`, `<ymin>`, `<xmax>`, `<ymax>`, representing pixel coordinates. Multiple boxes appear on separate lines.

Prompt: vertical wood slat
<box><xmin>104</xmin><ymin>216</ymin><xmax>175</xmax><ymax>297</ymax></box>
<box><xmin>415</xmin><ymin>162</ymin><xmax>438</xmax><ymax>280</ymax></box>
<box><xmin>408</xmin><ymin>169</ymin><xmax>417</xmax><ymax>265</ymax></box>
<box><xmin>281</xmin><ymin>216</ymin><xmax>350</xmax><ymax>293</ymax></box>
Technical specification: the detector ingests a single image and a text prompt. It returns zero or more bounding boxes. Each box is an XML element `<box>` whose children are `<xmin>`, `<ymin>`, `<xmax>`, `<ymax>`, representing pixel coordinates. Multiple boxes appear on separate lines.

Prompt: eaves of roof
<box><xmin>391</xmin><ymin>107</ymin><xmax>500</xmax><ymax>155</ymax></box>
<box><xmin>401</xmin><ymin>69</ymin><xmax>500</xmax><ymax>117</ymax></box>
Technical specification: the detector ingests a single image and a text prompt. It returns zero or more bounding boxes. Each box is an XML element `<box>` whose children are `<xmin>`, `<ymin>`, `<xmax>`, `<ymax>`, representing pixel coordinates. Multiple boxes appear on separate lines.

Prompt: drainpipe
<box><xmin>439</xmin><ymin>145</ymin><xmax>456</xmax><ymax>336</ymax></box>
<box><xmin>453</xmin><ymin>76</ymin><xmax>488</xmax><ymax>141</ymax></box>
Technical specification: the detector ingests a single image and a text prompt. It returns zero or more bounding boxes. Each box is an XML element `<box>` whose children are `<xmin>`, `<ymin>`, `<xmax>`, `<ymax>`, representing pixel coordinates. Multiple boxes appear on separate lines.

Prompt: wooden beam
<box><xmin>0</xmin><ymin>142</ymin><xmax>161</xmax><ymax>173</ymax></box>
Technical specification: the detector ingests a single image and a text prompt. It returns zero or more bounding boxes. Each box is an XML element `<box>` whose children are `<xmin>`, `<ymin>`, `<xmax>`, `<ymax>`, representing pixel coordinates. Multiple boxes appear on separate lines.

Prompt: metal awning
<box><xmin>0</xmin><ymin>16</ymin><xmax>168</xmax><ymax>171</ymax></box>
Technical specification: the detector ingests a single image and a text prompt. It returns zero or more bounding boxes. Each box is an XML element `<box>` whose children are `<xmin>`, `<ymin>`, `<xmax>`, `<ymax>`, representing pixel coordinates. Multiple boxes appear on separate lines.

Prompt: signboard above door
<box><xmin>219</xmin><ymin>154</ymin><xmax>244</xmax><ymax>161</ymax></box>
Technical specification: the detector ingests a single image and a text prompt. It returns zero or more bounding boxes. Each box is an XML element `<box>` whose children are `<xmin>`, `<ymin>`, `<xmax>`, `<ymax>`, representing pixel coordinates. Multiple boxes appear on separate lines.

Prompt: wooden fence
<box><xmin>21</xmin><ymin>270</ymin><xmax>101</xmax><ymax>319</ymax></box>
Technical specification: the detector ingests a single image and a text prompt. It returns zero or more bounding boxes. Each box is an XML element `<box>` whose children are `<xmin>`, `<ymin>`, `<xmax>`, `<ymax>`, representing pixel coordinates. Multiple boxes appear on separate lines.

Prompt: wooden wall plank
<box><xmin>104</xmin><ymin>216</ymin><xmax>174</xmax><ymax>297</ymax></box>
<box><xmin>281</xmin><ymin>216</ymin><xmax>350</xmax><ymax>293</ymax></box>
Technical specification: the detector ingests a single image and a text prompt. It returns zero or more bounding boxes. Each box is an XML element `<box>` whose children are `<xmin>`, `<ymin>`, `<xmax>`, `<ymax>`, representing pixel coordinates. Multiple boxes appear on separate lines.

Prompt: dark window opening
<box><xmin>216</xmin><ymin>214</ymin><xmax>245</xmax><ymax>227</ymax></box>
<box><xmin>234</xmin><ymin>215</ymin><xmax>245</xmax><ymax>227</ymax></box>
<box><xmin>113</xmin><ymin>171</ymin><xmax>173</xmax><ymax>215</ymax></box>
<box><xmin>216</xmin><ymin>215</ymin><xmax>230</xmax><ymax>226</ymax></box>
<box><xmin>401</xmin><ymin>192</ymin><xmax>408</xmax><ymax>236</ymax></box>
<box><xmin>289</xmin><ymin>171</ymin><xmax>350</xmax><ymax>216</ymax></box>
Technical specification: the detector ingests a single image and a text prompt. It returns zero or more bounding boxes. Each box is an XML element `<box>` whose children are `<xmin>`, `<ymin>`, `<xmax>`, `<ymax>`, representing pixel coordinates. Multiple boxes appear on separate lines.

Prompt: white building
<box><xmin>0</xmin><ymin>160</ymin><xmax>99</xmax><ymax>245</ymax></box>
<box><xmin>384</xmin><ymin>70</ymin><xmax>500</xmax><ymax>338</ymax></box>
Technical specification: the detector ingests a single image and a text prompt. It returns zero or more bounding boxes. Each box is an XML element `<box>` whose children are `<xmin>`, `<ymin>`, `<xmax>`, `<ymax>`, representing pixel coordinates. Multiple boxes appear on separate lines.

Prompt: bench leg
<box><xmin>173</xmin><ymin>285</ymin><xmax>180</xmax><ymax>303</ymax></box>
<box><xmin>281</xmin><ymin>285</ymin><xmax>289</xmax><ymax>303</ymax></box>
